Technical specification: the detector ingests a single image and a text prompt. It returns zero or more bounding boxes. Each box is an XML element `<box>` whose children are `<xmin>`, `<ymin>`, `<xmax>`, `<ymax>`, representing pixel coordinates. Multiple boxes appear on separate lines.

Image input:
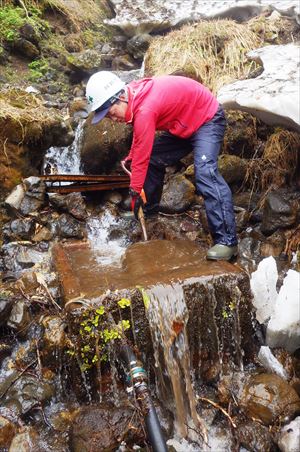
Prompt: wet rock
<box><xmin>127</xmin><ymin>33</ymin><xmax>152</xmax><ymax>60</ymax></box>
<box><xmin>56</xmin><ymin>213</ymin><xmax>85</xmax><ymax>239</ymax></box>
<box><xmin>8</xmin><ymin>427</ymin><xmax>39</xmax><ymax>452</ymax></box>
<box><xmin>218</xmin><ymin>154</ymin><xmax>248</xmax><ymax>184</ymax></box>
<box><xmin>19</xmin><ymin>23</ymin><xmax>39</xmax><ymax>45</ymax></box>
<box><xmin>266</xmin><ymin>269</ymin><xmax>300</xmax><ymax>353</ymax></box>
<box><xmin>49</xmin><ymin>193</ymin><xmax>88</xmax><ymax>221</ymax></box>
<box><xmin>67</xmin><ymin>49</ymin><xmax>102</xmax><ymax>76</ymax></box>
<box><xmin>240</xmin><ymin>373</ymin><xmax>300</xmax><ymax>425</ymax></box>
<box><xmin>0</xmin><ymin>44</ymin><xmax>10</xmax><ymax>64</ymax></box>
<box><xmin>41</xmin><ymin>316</ymin><xmax>66</xmax><ymax>349</ymax></box>
<box><xmin>0</xmin><ymin>373</ymin><xmax>54</xmax><ymax>416</ymax></box>
<box><xmin>278</xmin><ymin>416</ymin><xmax>300</xmax><ymax>452</ymax></box>
<box><xmin>1</xmin><ymin>243</ymin><xmax>50</xmax><ymax>272</ymax></box>
<box><xmin>235</xmin><ymin>207</ymin><xmax>250</xmax><ymax>232</ymax></box>
<box><xmin>3</xmin><ymin>218</ymin><xmax>36</xmax><ymax>242</ymax></box>
<box><xmin>69</xmin><ymin>98</ymin><xmax>89</xmax><ymax>119</ymax></box>
<box><xmin>70</xmin><ymin>404</ymin><xmax>143</xmax><ymax>452</ymax></box>
<box><xmin>160</xmin><ymin>174</ymin><xmax>195</xmax><ymax>213</ymax></box>
<box><xmin>236</xmin><ymin>420</ymin><xmax>274</xmax><ymax>452</ymax></box>
<box><xmin>81</xmin><ymin>116</ymin><xmax>132</xmax><ymax>174</ymax></box>
<box><xmin>111</xmin><ymin>54</ymin><xmax>137</xmax><ymax>71</ymax></box>
<box><xmin>7</xmin><ymin>300</ymin><xmax>31</xmax><ymax>335</ymax></box>
<box><xmin>233</xmin><ymin>191</ymin><xmax>261</xmax><ymax>212</ymax></box>
<box><xmin>0</xmin><ymin>290</ymin><xmax>14</xmax><ymax>326</ymax></box>
<box><xmin>260</xmin><ymin>230</ymin><xmax>286</xmax><ymax>257</ymax></box>
<box><xmin>0</xmin><ymin>342</ymin><xmax>13</xmax><ymax>362</ymax></box>
<box><xmin>261</xmin><ymin>190</ymin><xmax>299</xmax><ymax>235</ymax></box>
<box><xmin>32</xmin><ymin>226</ymin><xmax>53</xmax><ymax>242</ymax></box>
<box><xmin>102</xmin><ymin>191</ymin><xmax>123</xmax><ymax>206</ymax></box>
<box><xmin>4</xmin><ymin>184</ymin><xmax>25</xmax><ymax>214</ymax></box>
<box><xmin>237</xmin><ymin>236</ymin><xmax>262</xmax><ymax>273</ymax></box>
<box><xmin>0</xmin><ymin>415</ymin><xmax>17</xmax><ymax>449</ymax></box>
<box><xmin>13</xmin><ymin>38</ymin><xmax>40</xmax><ymax>59</ymax></box>
<box><xmin>19</xmin><ymin>177</ymin><xmax>46</xmax><ymax>216</ymax></box>
<box><xmin>46</xmin><ymin>120</ymin><xmax>75</xmax><ymax>148</ymax></box>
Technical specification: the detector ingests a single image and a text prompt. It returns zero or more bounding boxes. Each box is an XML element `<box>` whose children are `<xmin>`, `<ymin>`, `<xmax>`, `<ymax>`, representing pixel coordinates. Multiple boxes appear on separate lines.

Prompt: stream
<box><xmin>0</xmin><ymin>119</ymin><xmax>299</xmax><ymax>452</ymax></box>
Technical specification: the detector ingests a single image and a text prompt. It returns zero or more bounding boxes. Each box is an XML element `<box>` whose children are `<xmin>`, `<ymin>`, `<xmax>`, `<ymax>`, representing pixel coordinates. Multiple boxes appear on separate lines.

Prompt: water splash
<box><xmin>43</xmin><ymin>120</ymin><xmax>84</xmax><ymax>175</ymax></box>
<box><xmin>86</xmin><ymin>213</ymin><xmax>127</xmax><ymax>266</ymax></box>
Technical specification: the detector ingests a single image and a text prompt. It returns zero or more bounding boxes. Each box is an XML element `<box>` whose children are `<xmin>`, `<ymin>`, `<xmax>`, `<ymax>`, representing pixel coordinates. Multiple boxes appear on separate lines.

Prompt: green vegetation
<box><xmin>0</xmin><ymin>5</ymin><xmax>49</xmax><ymax>44</ymax></box>
<box><xmin>28</xmin><ymin>58</ymin><xmax>49</xmax><ymax>81</ymax></box>
<box><xmin>69</xmin><ymin>298</ymin><xmax>132</xmax><ymax>372</ymax></box>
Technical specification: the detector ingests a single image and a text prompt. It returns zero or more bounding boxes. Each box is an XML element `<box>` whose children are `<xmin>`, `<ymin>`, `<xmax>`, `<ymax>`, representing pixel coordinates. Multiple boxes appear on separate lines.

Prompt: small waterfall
<box><xmin>147</xmin><ymin>283</ymin><xmax>206</xmax><ymax>440</ymax></box>
<box><xmin>43</xmin><ymin>120</ymin><xmax>84</xmax><ymax>175</ymax></box>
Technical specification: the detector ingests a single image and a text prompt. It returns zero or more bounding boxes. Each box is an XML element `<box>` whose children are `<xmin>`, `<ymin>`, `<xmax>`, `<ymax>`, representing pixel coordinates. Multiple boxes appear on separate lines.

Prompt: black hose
<box><xmin>146</xmin><ymin>401</ymin><xmax>168</xmax><ymax>452</ymax></box>
<box><xmin>118</xmin><ymin>344</ymin><xmax>168</xmax><ymax>452</ymax></box>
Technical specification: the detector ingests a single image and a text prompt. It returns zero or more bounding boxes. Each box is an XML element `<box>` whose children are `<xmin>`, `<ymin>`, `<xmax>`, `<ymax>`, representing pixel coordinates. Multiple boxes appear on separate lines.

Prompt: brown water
<box><xmin>60</xmin><ymin>239</ymin><xmax>239</xmax><ymax>299</ymax></box>
<box><xmin>147</xmin><ymin>283</ymin><xmax>207</xmax><ymax>440</ymax></box>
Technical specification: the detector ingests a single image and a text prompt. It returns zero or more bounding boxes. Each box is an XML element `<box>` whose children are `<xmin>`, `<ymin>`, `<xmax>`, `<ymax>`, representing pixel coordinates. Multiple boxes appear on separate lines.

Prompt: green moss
<box><xmin>69</xmin><ymin>298</ymin><xmax>132</xmax><ymax>373</ymax></box>
<box><xmin>28</xmin><ymin>58</ymin><xmax>49</xmax><ymax>81</ymax></box>
<box><xmin>0</xmin><ymin>6</ymin><xmax>50</xmax><ymax>45</ymax></box>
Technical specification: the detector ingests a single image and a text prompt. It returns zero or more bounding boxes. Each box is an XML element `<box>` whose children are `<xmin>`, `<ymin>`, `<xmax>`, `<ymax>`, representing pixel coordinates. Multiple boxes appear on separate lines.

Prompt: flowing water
<box><xmin>147</xmin><ymin>283</ymin><xmax>206</xmax><ymax>440</ymax></box>
<box><xmin>43</xmin><ymin>120</ymin><xmax>84</xmax><ymax>175</ymax></box>
<box><xmin>38</xmin><ymin>120</ymin><xmax>250</xmax><ymax>450</ymax></box>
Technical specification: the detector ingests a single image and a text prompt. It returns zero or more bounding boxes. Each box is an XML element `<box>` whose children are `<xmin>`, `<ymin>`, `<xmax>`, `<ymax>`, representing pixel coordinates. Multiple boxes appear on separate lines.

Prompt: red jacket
<box><xmin>124</xmin><ymin>76</ymin><xmax>219</xmax><ymax>193</ymax></box>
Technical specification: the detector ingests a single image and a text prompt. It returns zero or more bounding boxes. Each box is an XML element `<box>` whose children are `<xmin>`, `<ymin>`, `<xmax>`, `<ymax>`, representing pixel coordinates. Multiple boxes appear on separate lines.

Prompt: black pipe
<box><xmin>118</xmin><ymin>345</ymin><xmax>168</xmax><ymax>452</ymax></box>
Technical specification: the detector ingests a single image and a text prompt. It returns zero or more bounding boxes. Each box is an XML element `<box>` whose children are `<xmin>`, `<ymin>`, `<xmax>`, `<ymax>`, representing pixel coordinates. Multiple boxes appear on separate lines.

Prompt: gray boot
<box><xmin>206</xmin><ymin>244</ymin><xmax>238</xmax><ymax>261</ymax></box>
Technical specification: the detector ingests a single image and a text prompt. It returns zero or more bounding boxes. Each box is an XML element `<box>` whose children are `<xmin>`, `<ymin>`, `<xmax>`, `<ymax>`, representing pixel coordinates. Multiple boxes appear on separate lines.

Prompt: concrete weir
<box><xmin>53</xmin><ymin>239</ymin><xmax>257</xmax><ymax>380</ymax></box>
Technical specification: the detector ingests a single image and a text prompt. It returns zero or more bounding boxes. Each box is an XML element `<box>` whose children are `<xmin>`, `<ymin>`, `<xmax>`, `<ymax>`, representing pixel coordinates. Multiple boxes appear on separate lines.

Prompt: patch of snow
<box><xmin>266</xmin><ymin>269</ymin><xmax>300</xmax><ymax>353</ymax></box>
<box><xmin>218</xmin><ymin>44</ymin><xmax>300</xmax><ymax>132</ymax></box>
<box><xmin>250</xmin><ymin>256</ymin><xmax>278</xmax><ymax>324</ymax></box>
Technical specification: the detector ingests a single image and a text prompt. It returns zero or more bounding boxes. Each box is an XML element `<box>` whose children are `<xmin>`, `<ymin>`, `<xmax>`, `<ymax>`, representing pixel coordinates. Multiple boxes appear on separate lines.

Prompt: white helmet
<box><xmin>86</xmin><ymin>71</ymin><xmax>125</xmax><ymax>112</ymax></box>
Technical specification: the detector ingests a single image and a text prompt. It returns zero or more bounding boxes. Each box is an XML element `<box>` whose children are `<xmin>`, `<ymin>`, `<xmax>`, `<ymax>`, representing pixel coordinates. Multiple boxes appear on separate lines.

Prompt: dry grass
<box><xmin>0</xmin><ymin>88</ymin><xmax>63</xmax><ymax>143</ymax></box>
<box><xmin>144</xmin><ymin>14</ymin><xmax>293</xmax><ymax>94</ymax></box>
<box><xmin>144</xmin><ymin>19</ymin><xmax>261</xmax><ymax>93</ymax></box>
<box><xmin>243</xmin><ymin>130</ymin><xmax>300</xmax><ymax>195</ymax></box>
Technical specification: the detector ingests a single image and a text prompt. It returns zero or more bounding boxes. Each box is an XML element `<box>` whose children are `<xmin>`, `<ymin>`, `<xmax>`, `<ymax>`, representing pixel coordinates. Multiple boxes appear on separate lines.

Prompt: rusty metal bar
<box><xmin>40</xmin><ymin>174</ymin><xmax>130</xmax><ymax>182</ymax></box>
<box><xmin>47</xmin><ymin>181</ymin><xmax>129</xmax><ymax>194</ymax></box>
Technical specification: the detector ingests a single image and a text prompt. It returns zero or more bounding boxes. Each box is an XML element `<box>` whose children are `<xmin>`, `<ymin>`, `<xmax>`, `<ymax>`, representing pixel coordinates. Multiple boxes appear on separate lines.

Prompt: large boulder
<box><xmin>4</xmin><ymin>177</ymin><xmax>46</xmax><ymax>217</ymax></box>
<box><xmin>70</xmin><ymin>404</ymin><xmax>144</xmax><ymax>451</ymax></box>
<box><xmin>67</xmin><ymin>50</ymin><xmax>103</xmax><ymax>79</ymax></box>
<box><xmin>81</xmin><ymin>116</ymin><xmax>132</xmax><ymax>174</ymax></box>
<box><xmin>240</xmin><ymin>373</ymin><xmax>300</xmax><ymax>425</ymax></box>
<box><xmin>0</xmin><ymin>373</ymin><xmax>54</xmax><ymax>416</ymax></box>
<box><xmin>261</xmin><ymin>190</ymin><xmax>299</xmax><ymax>235</ymax></box>
<box><xmin>160</xmin><ymin>174</ymin><xmax>196</xmax><ymax>213</ymax></box>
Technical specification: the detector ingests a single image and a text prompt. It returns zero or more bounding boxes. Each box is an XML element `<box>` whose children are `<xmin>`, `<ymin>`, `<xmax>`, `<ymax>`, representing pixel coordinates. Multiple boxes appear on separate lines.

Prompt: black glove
<box><xmin>129</xmin><ymin>188</ymin><xmax>145</xmax><ymax>220</ymax></box>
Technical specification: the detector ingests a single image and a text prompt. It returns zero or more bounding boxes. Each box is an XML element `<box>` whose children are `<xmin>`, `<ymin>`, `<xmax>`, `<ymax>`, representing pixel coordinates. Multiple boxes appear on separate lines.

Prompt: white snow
<box><xmin>266</xmin><ymin>269</ymin><xmax>300</xmax><ymax>353</ymax></box>
<box><xmin>250</xmin><ymin>256</ymin><xmax>278</xmax><ymax>324</ymax></box>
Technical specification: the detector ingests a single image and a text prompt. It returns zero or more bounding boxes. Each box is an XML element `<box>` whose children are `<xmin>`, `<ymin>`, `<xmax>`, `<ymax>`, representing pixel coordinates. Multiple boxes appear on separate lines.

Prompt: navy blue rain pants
<box><xmin>143</xmin><ymin>106</ymin><xmax>238</xmax><ymax>246</ymax></box>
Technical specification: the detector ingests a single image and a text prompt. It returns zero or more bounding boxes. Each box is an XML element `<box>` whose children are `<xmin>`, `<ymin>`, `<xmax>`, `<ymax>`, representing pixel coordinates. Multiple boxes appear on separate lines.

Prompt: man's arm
<box><xmin>129</xmin><ymin>110</ymin><xmax>157</xmax><ymax>193</ymax></box>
